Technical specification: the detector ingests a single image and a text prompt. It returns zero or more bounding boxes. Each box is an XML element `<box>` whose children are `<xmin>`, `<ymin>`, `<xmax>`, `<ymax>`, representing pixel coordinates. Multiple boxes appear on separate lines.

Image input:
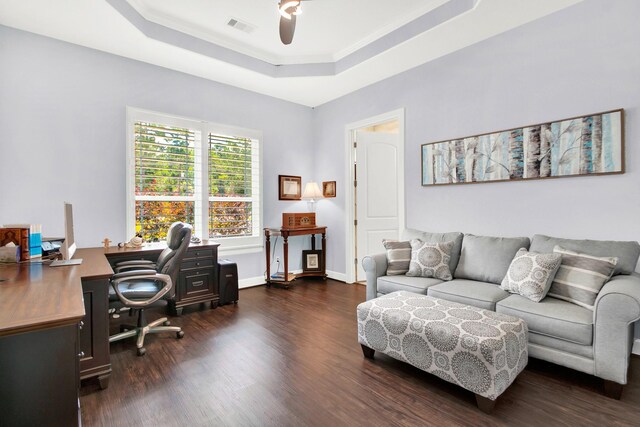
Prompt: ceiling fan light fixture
<box><xmin>279</xmin><ymin>1</ymin><xmax>301</xmax><ymax>20</ymax></box>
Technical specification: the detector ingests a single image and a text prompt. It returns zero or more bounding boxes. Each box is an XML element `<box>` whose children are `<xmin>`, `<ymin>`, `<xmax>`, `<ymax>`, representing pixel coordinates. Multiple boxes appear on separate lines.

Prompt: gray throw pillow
<box><xmin>530</xmin><ymin>234</ymin><xmax>639</xmax><ymax>276</ymax></box>
<box><xmin>383</xmin><ymin>240</ymin><xmax>411</xmax><ymax>275</ymax></box>
<box><xmin>406</xmin><ymin>239</ymin><xmax>454</xmax><ymax>280</ymax></box>
<box><xmin>501</xmin><ymin>248</ymin><xmax>562</xmax><ymax>302</ymax></box>
<box><xmin>401</xmin><ymin>229</ymin><xmax>464</xmax><ymax>273</ymax></box>
<box><xmin>547</xmin><ymin>245</ymin><xmax>618</xmax><ymax>309</ymax></box>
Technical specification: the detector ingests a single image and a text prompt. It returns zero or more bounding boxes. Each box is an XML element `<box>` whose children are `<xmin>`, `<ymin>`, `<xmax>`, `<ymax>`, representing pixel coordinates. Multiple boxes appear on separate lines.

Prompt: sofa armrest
<box><xmin>362</xmin><ymin>253</ymin><xmax>387</xmax><ymax>301</ymax></box>
<box><xmin>593</xmin><ymin>273</ymin><xmax>640</xmax><ymax>384</ymax></box>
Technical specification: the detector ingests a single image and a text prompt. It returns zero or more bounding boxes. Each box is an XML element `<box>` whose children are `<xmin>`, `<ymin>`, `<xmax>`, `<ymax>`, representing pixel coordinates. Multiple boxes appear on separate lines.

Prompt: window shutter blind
<box><xmin>134</xmin><ymin>121</ymin><xmax>197</xmax><ymax>240</ymax></box>
<box><xmin>135</xmin><ymin>122</ymin><xmax>196</xmax><ymax>196</ymax></box>
<box><xmin>208</xmin><ymin>134</ymin><xmax>260</xmax><ymax>238</ymax></box>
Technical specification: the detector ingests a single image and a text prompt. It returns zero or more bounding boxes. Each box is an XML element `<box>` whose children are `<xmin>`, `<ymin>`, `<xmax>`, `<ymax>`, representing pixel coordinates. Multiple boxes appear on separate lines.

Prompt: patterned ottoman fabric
<box><xmin>357</xmin><ymin>291</ymin><xmax>528</xmax><ymax>400</ymax></box>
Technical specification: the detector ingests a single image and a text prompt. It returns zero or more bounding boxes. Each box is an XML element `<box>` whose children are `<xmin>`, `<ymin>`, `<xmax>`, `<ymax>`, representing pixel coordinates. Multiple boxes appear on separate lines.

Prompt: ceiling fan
<box><xmin>278</xmin><ymin>0</ymin><xmax>308</xmax><ymax>45</ymax></box>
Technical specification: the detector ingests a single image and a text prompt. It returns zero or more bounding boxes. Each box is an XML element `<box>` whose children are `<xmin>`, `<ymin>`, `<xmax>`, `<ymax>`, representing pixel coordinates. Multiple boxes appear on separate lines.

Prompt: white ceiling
<box><xmin>127</xmin><ymin>0</ymin><xmax>449</xmax><ymax>64</ymax></box>
<box><xmin>0</xmin><ymin>0</ymin><xmax>583</xmax><ymax>107</ymax></box>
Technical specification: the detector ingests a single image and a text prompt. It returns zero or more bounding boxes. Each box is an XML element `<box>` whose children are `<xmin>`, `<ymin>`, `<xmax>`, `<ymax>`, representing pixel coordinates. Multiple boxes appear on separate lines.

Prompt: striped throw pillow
<box><xmin>383</xmin><ymin>240</ymin><xmax>411</xmax><ymax>275</ymax></box>
<box><xmin>547</xmin><ymin>245</ymin><xmax>618</xmax><ymax>309</ymax></box>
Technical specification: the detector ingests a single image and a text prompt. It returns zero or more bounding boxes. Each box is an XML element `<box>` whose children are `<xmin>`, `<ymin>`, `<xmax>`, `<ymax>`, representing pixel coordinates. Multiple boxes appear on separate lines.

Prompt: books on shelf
<box><xmin>269</xmin><ymin>272</ymin><xmax>296</xmax><ymax>282</ymax></box>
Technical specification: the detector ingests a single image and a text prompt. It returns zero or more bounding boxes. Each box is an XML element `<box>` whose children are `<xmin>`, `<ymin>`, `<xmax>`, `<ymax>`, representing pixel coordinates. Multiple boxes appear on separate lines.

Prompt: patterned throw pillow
<box><xmin>501</xmin><ymin>248</ymin><xmax>562</xmax><ymax>302</ymax></box>
<box><xmin>406</xmin><ymin>239</ymin><xmax>454</xmax><ymax>280</ymax></box>
<box><xmin>383</xmin><ymin>240</ymin><xmax>411</xmax><ymax>275</ymax></box>
<box><xmin>547</xmin><ymin>246</ymin><xmax>618</xmax><ymax>309</ymax></box>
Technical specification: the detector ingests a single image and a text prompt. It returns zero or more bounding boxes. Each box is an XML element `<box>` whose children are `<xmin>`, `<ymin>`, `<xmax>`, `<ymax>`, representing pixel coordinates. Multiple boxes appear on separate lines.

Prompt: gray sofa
<box><xmin>362</xmin><ymin>229</ymin><xmax>640</xmax><ymax>398</ymax></box>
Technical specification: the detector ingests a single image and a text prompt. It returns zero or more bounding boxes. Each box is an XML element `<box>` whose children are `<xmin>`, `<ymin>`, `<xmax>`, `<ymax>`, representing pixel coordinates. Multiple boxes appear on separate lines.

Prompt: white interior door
<box><xmin>355</xmin><ymin>131</ymin><xmax>401</xmax><ymax>280</ymax></box>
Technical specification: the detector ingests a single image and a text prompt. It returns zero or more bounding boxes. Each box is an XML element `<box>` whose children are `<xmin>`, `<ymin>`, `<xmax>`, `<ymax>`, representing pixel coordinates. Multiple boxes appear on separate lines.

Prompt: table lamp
<box><xmin>302</xmin><ymin>181</ymin><xmax>323</xmax><ymax>211</ymax></box>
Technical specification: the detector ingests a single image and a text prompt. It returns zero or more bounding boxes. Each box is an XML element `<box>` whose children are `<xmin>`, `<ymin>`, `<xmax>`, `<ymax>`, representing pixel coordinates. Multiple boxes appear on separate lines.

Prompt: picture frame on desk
<box><xmin>302</xmin><ymin>250</ymin><xmax>322</xmax><ymax>273</ymax></box>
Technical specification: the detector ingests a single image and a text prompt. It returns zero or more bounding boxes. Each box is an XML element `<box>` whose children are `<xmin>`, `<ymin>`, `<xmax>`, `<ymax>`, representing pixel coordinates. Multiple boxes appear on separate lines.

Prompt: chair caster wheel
<box><xmin>137</xmin><ymin>347</ymin><xmax>146</xmax><ymax>357</ymax></box>
<box><xmin>177</xmin><ymin>331</ymin><xmax>185</xmax><ymax>339</ymax></box>
<box><xmin>163</xmin><ymin>320</ymin><xmax>171</xmax><ymax>326</ymax></box>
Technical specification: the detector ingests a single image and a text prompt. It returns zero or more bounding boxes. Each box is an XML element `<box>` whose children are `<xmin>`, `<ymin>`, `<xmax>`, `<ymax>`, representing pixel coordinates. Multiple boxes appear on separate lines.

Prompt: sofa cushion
<box><xmin>454</xmin><ymin>234</ymin><xmax>531</xmax><ymax>284</ymax></box>
<box><xmin>530</xmin><ymin>234</ymin><xmax>640</xmax><ymax>275</ymax></box>
<box><xmin>402</xmin><ymin>229</ymin><xmax>464</xmax><ymax>274</ymax></box>
<box><xmin>427</xmin><ymin>279</ymin><xmax>510</xmax><ymax>311</ymax></box>
<box><xmin>377</xmin><ymin>275</ymin><xmax>443</xmax><ymax>295</ymax></box>
<box><xmin>496</xmin><ymin>295</ymin><xmax>593</xmax><ymax>346</ymax></box>
<box><xmin>547</xmin><ymin>246</ymin><xmax>617</xmax><ymax>309</ymax></box>
<box><xmin>382</xmin><ymin>240</ymin><xmax>411</xmax><ymax>275</ymax></box>
<box><xmin>406</xmin><ymin>239</ymin><xmax>454</xmax><ymax>280</ymax></box>
<box><xmin>501</xmin><ymin>248</ymin><xmax>562</xmax><ymax>302</ymax></box>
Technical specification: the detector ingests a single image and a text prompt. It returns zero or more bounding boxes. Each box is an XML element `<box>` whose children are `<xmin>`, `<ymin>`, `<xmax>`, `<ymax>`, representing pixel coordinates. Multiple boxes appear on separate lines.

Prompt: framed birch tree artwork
<box><xmin>421</xmin><ymin>109</ymin><xmax>624</xmax><ymax>186</ymax></box>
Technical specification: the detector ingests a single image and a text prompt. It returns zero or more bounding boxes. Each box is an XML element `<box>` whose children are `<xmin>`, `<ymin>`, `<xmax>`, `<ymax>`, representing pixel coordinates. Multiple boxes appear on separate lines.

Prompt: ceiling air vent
<box><xmin>227</xmin><ymin>18</ymin><xmax>256</xmax><ymax>34</ymax></box>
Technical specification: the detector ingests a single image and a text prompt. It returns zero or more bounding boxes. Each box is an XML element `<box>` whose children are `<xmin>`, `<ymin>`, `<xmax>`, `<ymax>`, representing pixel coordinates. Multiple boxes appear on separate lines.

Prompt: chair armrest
<box><xmin>111</xmin><ymin>269</ymin><xmax>157</xmax><ymax>280</ymax></box>
<box><xmin>110</xmin><ymin>273</ymin><xmax>173</xmax><ymax>307</ymax></box>
<box><xmin>114</xmin><ymin>261</ymin><xmax>156</xmax><ymax>273</ymax></box>
<box><xmin>593</xmin><ymin>273</ymin><xmax>640</xmax><ymax>384</ymax></box>
<box><xmin>115</xmin><ymin>259</ymin><xmax>154</xmax><ymax>266</ymax></box>
<box><xmin>362</xmin><ymin>253</ymin><xmax>388</xmax><ymax>301</ymax></box>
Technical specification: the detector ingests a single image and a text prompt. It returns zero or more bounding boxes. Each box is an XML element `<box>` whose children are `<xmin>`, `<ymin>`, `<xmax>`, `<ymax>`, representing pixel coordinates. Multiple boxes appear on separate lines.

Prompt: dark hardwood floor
<box><xmin>81</xmin><ymin>279</ymin><xmax>640</xmax><ymax>426</ymax></box>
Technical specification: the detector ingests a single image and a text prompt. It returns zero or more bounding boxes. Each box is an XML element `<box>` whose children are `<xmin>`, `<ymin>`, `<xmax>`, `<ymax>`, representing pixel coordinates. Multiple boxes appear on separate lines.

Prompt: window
<box><xmin>127</xmin><ymin>108</ymin><xmax>262</xmax><ymax>253</ymax></box>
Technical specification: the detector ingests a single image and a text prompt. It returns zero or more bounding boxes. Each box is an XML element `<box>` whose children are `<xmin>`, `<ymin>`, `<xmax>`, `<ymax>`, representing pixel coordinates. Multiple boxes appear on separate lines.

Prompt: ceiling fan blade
<box><xmin>279</xmin><ymin>14</ymin><xmax>296</xmax><ymax>45</ymax></box>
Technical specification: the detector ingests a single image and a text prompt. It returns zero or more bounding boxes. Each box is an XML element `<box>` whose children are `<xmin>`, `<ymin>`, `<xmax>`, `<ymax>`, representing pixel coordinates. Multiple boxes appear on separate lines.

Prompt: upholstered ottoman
<box><xmin>357</xmin><ymin>291</ymin><xmax>528</xmax><ymax>413</ymax></box>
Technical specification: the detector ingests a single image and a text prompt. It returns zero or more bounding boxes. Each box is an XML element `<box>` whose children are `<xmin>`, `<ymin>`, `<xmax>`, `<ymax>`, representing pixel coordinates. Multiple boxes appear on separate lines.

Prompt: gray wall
<box><xmin>313</xmin><ymin>0</ymin><xmax>640</xmax><ymax>276</ymax></box>
<box><xmin>0</xmin><ymin>25</ymin><xmax>314</xmax><ymax>280</ymax></box>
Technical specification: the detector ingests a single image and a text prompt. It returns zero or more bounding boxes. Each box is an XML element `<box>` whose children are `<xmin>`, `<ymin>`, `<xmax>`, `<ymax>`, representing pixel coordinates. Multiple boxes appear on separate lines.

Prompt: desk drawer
<box><xmin>183</xmin><ymin>271</ymin><xmax>213</xmax><ymax>297</ymax></box>
<box><xmin>181</xmin><ymin>259</ymin><xmax>214</xmax><ymax>271</ymax></box>
<box><xmin>184</xmin><ymin>249</ymin><xmax>214</xmax><ymax>260</ymax></box>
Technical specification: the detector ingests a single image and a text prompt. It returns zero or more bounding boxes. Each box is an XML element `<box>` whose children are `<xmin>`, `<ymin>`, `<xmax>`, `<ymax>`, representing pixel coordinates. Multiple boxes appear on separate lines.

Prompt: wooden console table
<box><xmin>264</xmin><ymin>226</ymin><xmax>327</xmax><ymax>287</ymax></box>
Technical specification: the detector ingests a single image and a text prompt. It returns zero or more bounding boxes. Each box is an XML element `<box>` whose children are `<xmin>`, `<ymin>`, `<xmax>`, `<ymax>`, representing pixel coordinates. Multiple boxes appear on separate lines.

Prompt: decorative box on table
<box><xmin>282</xmin><ymin>213</ymin><xmax>316</xmax><ymax>229</ymax></box>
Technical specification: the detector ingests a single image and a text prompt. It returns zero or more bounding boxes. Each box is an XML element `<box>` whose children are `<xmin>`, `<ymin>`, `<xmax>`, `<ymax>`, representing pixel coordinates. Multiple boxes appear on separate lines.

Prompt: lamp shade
<box><xmin>302</xmin><ymin>182</ymin><xmax>323</xmax><ymax>200</ymax></box>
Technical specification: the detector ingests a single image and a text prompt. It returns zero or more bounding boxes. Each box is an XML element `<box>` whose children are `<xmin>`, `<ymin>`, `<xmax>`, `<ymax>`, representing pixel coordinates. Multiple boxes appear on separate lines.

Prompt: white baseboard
<box><xmin>327</xmin><ymin>270</ymin><xmax>347</xmax><ymax>282</ymax></box>
<box><xmin>238</xmin><ymin>276</ymin><xmax>266</xmax><ymax>289</ymax></box>
<box><xmin>633</xmin><ymin>339</ymin><xmax>640</xmax><ymax>356</ymax></box>
<box><xmin>238</xmin><ymin>269</ymin><xmax>349</xmax><ymax>289</ymax></box>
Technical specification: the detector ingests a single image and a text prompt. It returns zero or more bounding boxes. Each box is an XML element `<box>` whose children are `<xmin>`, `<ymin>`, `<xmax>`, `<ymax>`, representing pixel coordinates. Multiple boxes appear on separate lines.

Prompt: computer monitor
<box><xmin>60</xmin><ymin>202</ymin><xmax>76</xmax><ymax>261</ymax></box>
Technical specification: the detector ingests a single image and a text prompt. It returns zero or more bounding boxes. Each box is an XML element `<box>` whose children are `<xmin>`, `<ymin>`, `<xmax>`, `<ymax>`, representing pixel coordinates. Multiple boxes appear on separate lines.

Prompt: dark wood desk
<box><xmin>0</xmin><ymin>248</ymin><xmax>113</xmax><ymax>427</ymax></box>
<box><xmin>264</xmin><ymin>226</ymin><xmax>327</xmax><ymax>287</ymax></box>
<box><xmin>0</xmin><ymin>241</ymin><xmax>220</xmax><ymax>426</ymax></box>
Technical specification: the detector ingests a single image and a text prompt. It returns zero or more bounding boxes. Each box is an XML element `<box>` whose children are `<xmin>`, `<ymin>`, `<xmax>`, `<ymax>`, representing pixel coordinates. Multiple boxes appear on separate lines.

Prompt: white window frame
<box><xmin>126</xmin><ymin>107</ymin><xmax>263</xmax><ymax>254</ymax></box>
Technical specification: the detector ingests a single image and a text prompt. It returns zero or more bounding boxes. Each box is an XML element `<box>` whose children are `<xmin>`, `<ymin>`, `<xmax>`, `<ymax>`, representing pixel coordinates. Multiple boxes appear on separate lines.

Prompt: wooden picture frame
<box><xmin>322</xmin><ymin>181</ymin><xmax>336</xmax><ymax>198</ymax></box>
<box><xmin>279</xmin><ymin>175</ymin><xmax>302</xmax><ymax>200</ymax></box>
<box><xmin>302</xmin><ymin>250</ymin><xmax>322</xmax><ymax>273</ymax></box>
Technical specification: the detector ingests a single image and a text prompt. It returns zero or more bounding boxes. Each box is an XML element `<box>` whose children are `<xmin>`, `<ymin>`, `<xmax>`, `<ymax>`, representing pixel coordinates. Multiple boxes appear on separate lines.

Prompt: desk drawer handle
<box><xmin>78</xmin><ymin>352</ymin><xmax>85</xmax><ymax>358</ymax></box>
<box><xmin>79</xmin><ymin>321</ymin><xmax>84</xmax><ymax>329</ymax></box>
<box><xmin>192</xmin><ymin>280</ymin><xmax>204</xmax><ymax>287</ymax></box>
<box><xmin>196</xmin><ymin>262</ymin><xmax>200</xmax><ymax>266</ymax></box>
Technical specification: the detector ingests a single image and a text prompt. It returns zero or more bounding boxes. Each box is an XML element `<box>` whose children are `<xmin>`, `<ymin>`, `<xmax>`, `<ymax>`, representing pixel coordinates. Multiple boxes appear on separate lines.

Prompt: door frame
<box><xmin>344</xmin><ymin>108</ymin><xmax>406</xmax><ymax>284</ymax></box>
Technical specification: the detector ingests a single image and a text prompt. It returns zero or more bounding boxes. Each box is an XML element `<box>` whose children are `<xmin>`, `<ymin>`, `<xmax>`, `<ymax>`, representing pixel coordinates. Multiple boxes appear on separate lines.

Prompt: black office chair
<box><xmin>108</xmin><ymin>222</ymin><xmax>192</xmax><ymax>356</ymax></box>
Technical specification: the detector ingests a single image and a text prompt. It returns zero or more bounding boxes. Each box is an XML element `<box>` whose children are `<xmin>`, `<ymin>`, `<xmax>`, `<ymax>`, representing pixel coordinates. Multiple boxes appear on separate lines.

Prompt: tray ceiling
<box><xmin>0</xmin><ymin>0</ymin><xmax>583</xmax><ymax>106</ymax></box>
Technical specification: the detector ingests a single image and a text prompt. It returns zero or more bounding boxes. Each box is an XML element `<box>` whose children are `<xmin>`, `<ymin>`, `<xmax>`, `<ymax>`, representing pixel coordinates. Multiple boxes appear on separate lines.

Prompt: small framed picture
<box><xmin>302</xmin><ymin>250</ymin><xmax>322</xmax><ymax>273</ymax></box>
<box><xmin>279</xmin><ymin>175</ymin><xmax>302</xmax><ymax>200</ymax></box>
<box><xmin>322</xmin><ymin>181</ymin><xmax>336</xmax><ymax>198</ymax></box>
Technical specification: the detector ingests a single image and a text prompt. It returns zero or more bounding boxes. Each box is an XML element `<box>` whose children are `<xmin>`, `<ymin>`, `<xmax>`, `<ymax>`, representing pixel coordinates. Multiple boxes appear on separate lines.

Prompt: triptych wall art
<box><xmin>421</xmin><ymin>109</ymin><xmax>624</xmax><ymax>186</ymax></box>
